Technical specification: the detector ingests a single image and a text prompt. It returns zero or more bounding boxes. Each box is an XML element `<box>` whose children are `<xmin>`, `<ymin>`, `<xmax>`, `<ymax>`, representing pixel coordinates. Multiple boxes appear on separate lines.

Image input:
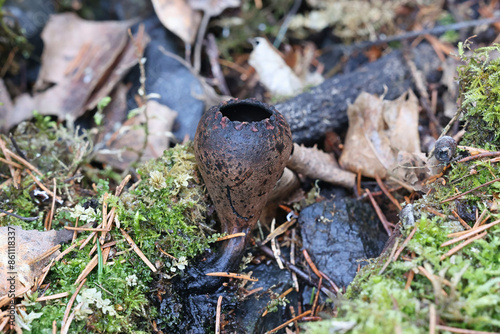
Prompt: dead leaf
<box><xmin>0</xmin><ymin>79</ymin><xmax>14</xmax><ymax>132</ymax></box>
<box><xmin>249</xmin><ymin>37</ymin><xmax>304</xmax><ymax>97</ymax></box>
<box><xmin>339</xmin><ymin>90</ymin><xmax>426</xmax><ymax>187</ymax></box>
<box><xmin>5</xmin><ymin>14</ymin><xmax>148</xmax><ymax>130</ymax></box>
<box><xmin>0</xmin><ymin>226</ymin><xmax>73</xmax><ymax>298</ymax></box>
<box><xmin>151</xmin><ymin>0</ymin><xmax>202</xmax><ymax>45</ymax></box>
<box><xmin>96</xmin><ymin>100</ymin><xmax>177</xmax><ymax>170</ymax></box>
<box><xmin>188</xmin><ymin>0</ymin><xmax>240</xmax><ymax>16</ymax></box>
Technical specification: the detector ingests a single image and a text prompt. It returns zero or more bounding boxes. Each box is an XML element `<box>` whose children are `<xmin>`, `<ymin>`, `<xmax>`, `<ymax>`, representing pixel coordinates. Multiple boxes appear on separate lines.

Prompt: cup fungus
<box><xmin>193</xmin><ymin>99</ymin><xmax>293</xmax><ymax>284</ymax></box>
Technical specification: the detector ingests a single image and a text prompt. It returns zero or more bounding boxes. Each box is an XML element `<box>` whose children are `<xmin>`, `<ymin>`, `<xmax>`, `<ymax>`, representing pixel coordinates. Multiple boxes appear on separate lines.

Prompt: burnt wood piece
<box><xmin>276</xmin><ymin>43</ymin><xmax>442</xmax><ymax>144</ymax></box>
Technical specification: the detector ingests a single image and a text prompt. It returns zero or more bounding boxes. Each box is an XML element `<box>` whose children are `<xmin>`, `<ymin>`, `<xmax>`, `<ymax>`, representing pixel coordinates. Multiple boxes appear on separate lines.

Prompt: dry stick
<box><xmin>259</xmin><ymin>245</ymin><xmax>334</xmax><ymax>295</ymax></box>
<box><xmin>435</xmin><ymin>325</ymin><xmax>500</xmax><ymax>334</ymax></box>
<box><xmin>26</xmin><ymin>169</ymin><xmax>62</xmax><ymax>201</ymax></box>
<box><xmin>206</xmin><ymin>272</ymin><xmax>258</xmax><ymax>282</ymax></box>
<box><xmin>215</xmin><ymin>232</ymin><xmax>246</xmax><ymax>242</ymax></box>
<box><xmin>440</xmin><ymin>231</ymin><xmax>488</xmax><ymax>261</ymax></box>
<box><xmin>261</xmin><ymin>219</ymin><xmax>296</xmax><ymax>246</ymax></box>
<box><xmin>393</xmin><ymin>225</ymin><xmax>418</xmax><ymax>261</ymax></box>
<box><xmin>456</xmin><ymin>151</ymin><xmax>500</xmax><ymax>163</ymax></box>
<box><xmin>64</xmin><ymin>226</ymin><xmax>110</xmax><ymax>232</ymax></box>
<box><xmin>429</xmin><ymin>304</ymin><xmax>436</xmax><ymax>334</ymax></box>
<box><xmin>441</xmin><ymin>220</ymin><xmax>500</xmax><ymax>247</ymax></box>
<box><xmin>311</xmin><ymin>277</ymin><xmax>322</xmax><ymax>316</ymax></box>
<box><xmin>451</xmin><ymin>210</ymin><xmax>471</xmax><ymax>230</ymax></box>
<box><xmin>62</xmin><ymin>278</ymin><xmax>86</xmax><ymax>328</ymax></box>
<box><xmin>265</xmin><ymin>310</ymin><xmax>312</xmax><ymax>334</ymax></box>
<box><xmin>423</xmin><ymin>207</ymin><xmax>446</xmax><ymax>218</ymax></box>
<box><xmin>115</xmin><ymin>174</ymin><xmax>132</xmax><ymax>196</ymax></box>
<box><xmin>37</xmin><ymin>259</ymin><xmax>55</xmax><ymax>288</ymax></box>
<box><xmin>28</xmin><ymin>245</ymin><xmax>61</xmax><ymax>265</ymax></box>
<box><xmin>0</xmin><ymin>157</ymin><xmax>22</xmax><ymax>169</ymax></box>
<box><xmin>0</xmin><ymin>208</ymin><xmax>38</xmax><ymax>221</ymax></box>
<box><xmin>417</xmin><ymin>266</ymin><xmax>448</xmax><ymax>297</ymax></box>
<box><xmin>5</xmin><ymin>148</ymin><xmax>43</xmax><ymax>176</ymax></box>
<box><xmin>215</xmin><ymin>295</ymin><xmax>223</xmax><ymax>334</ymax></box>
<box><xmin>365</xmin><ymin>188</ymin><xmax>392</xmax><ymax>235</ymax></box>
<box><xmin>158</xmin><ymin>246</ymin><xmax>177</xmax><ymax>260</ymax></box>
<box><xmin>0</xmin><ymin>317</ymin><xmax>9</xmax><ymax>331</ymax></box>
<box><xmin>262</xmin><ymin>287</ymin><xmax>294</xmax><ymax>317</ymax></box>
<box><xmin>404</xmin><ymin>270</ymin><xmax>415</xmax><ymax>290</ymax></box>
<box><xmin>47</xmin><ymin>178</ymin><xmax>57</xmax><ymax>231</ymax></box>
<box><xmin>473</xmin><ymin>210</ymin><xmax>489</xmax><ymax>229</ymax></box>
<box><xmin>349</xmin><ymin>16</ymin><xmax>500</xmax><ymax>51</ymax></box>
<box><xmin>61</xmin><ymin>302</ymin><xmax>83</xmax><ymax>334</ymax></box>
<box><xmin>72</xmin><ymin>217</ymin><xmax>79</xmax><ymax>242</ymax></box>
<box><xmin>319</xmin><ymin>271</ymin><xmax>339</xmax><ymax>293</ymax></box>
<box><xmin>52</xmin><ymin>320</ymin><xmax>57</xmax><ymax>334</ymax></box>
<box><xmin>289</xmin><ymin>306</ymin><xmax>299</xmax><ymax>334</ymax></box>
<box><xmin>375</xmin><ymin>174</ymin><xmax>402</xmax><ymax>210</ymax></box>
<box><xmin>36</xmin><ymin>292</ymin><xmax>70</xmax><ymax>302</ymax></box>
<box><xmin>0</xmin><ymin>137</ymin><xmax>18</xmax><ymax>188</ymax></box>
<box><xmin>120</xmin><ymin>228</ymin><xmax>157</xmax><ymax>272</ymax></box>
<box><xmin>378</xmin><ymin>239</ymin><xmax>399</xmax><ymax>275</ymax></box>
<box><xmin>441</xmin><ymin>177</ymin><xmax>500</xmax><ymax>203</ymax></box>
<box><xmin>291</xmin><ymin>229</ymin><xmax>299</xmax><ymax>292</ymax></box>
<box><xmin>302</xmin><ymin>249</ymin><xmax>321</xmax><ymax>278</ymax></box>
<box><xmin>75</xmin><ymin>255</ymin><xmax>98</xmax><ymax>285</ymax></box>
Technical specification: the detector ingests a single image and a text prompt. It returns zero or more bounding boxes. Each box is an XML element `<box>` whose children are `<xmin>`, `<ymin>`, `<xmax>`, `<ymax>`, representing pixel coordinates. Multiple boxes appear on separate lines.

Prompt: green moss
<box><xmin>458</xmin><ymin>42</ymin><xmax>500</xmax><ymax>150</ymax></box>
<box><xmin>117</xmin><ymin>143</ymin><xmax>218</xmax><ymax>266</ymax></box>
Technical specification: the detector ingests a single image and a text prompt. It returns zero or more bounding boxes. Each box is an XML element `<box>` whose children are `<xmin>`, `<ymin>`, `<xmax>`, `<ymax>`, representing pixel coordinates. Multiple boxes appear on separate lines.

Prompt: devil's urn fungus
<box><xmin>193</xmin><ymin>99</ymin><xmax>292</xmax><ymax>274</ymax></box>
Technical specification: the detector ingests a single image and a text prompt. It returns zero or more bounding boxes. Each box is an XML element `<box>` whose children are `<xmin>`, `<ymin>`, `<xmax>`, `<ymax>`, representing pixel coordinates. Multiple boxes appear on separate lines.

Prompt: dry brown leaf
<box><xmin>84</xmin><ymin>27</ymin><xmax>150</xmax><ymax>111</ymax></box>
<box><xmin>188</xmin><ymin>0</ymin><xmax>240</xmax><ymax>16</ymax></box>
<box><xmin>0</xmin><ymin>79</ymin><xmax>14</xmax><ymax>132</ymax></box>
<box><xmin>4</xmin><ymin>14</ymin><xmax>148</xmax><ymax>130</ymax></box>
<box><xmin>0</xmin><ymin>226</ymin><xmax>73</xmax><ymax>298</ymax></box>
<box><xmin>32</xmin><ymin>13</ymin><xmax>136</xmax><ymax>120</ymax></box>
<box><xmin>339</xmin><ymin>90</ymin><xmax>427</xmax><ymax>187</ymax></box>
<box><xmin>152</xmin><ymin>0</ymin><xmax>202</xmax><ymax>45</ymax></box>
<box><xmin>288</xmin><ymin>143</ymin><xmax>355</xmax><ymax>188</ymax></box>
<box><xmin>249</xmin><ymin>38</ymin><xmax>304</xmax><ymax>97</ymax></box>
<box><xmin>96</xmin><ymin>100</ymin><xmax>177</xmax><ymax>170</ymax></box>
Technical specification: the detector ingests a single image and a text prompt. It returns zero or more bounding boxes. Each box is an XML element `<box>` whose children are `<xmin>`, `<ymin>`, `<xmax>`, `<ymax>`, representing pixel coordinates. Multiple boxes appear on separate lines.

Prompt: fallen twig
<box><xmin>215</xmin><ymin>295</ymin><xmax>223</xmax><ymax>334</ymax></box>
<box><xmin>206</xmin><ymin>272</ymin><xmax>258</xmax><ymax>282</ymax></box>
<box><xmin>441</xmin><ymin>220</ymin><xmax>500</xmax><ymax>247</ymax></box>
<box><xmin>375</xmin><ymin>174</ymin><xmax>401</xmax><ymax>210</ymax></box>
<box><xmin>265</xmin><ymin>310</ymin><xmax>312</xmax><ymax>334</ymax></box>
<box><xmin>440</xmin><ymin>231</ymin><xmax>488</xmax><ymax>261</ymax></box>
<box><xmin>365</xmin><ymin>188</ymin><xmax>392</xmax><ymax>235</ymax></box>
<box><xmin>435</xmin><ymin>325</ymin><xmax>500</xmax><ymax>334</ymax></box>
<box><xmin>393</xmin><ymin>225</ymin><xmax>418</xmax><ymax>262</ymax></box>
<box><xmin>62</xmin><ymin>278</ymin><xmax>86</xmax><ymax>328</ymax></box>
<box><xmin>441</xmin><ymin>178</ymin><xmax>500</xmax><ymax>203</ymax></box>
<box><xmin>120</xmin><ymin>228</ymin><xmax>157</xmax><ymax>272</ymax></box>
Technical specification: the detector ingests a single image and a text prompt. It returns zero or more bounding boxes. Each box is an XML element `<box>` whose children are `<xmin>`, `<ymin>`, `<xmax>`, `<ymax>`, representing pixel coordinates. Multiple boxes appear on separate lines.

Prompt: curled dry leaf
<box><xmin>151</xmin><ymin>0</ymin><xmax>202</xmax><ymax>45</ymax></box>
<box><xmin>288</xmin><ymin>143</ymin><xmax>356</xmax><ymax>188</ymax></box>
<box><xmin>0</xmin><ymin>226</ymin><xmax>73</xmax><ymax>298</ymax></box>
<box><xmin>340</xmin><ymin>90</ymin><xmax>431</xmax><ymax>189</ymax></box>
<box><xmin>249</xmin><ymin>38</ymin><xmax>304</xmax><ymax>97</ymax></box>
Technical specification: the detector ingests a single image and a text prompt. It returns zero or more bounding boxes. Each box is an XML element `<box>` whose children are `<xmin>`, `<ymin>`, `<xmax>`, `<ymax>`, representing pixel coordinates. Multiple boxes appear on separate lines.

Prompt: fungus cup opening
<box><xmin>220</xmin><ymin>102</ymin><xmax>272</xmax><ymax>122</ymax></box>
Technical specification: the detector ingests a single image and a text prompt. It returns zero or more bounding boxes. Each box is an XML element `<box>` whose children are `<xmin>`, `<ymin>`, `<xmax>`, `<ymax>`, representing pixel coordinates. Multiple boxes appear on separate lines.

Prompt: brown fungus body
<box><xmin>189</xmin><ymin>99</ymin><xmax>292</xmax><ymax>290</ymax></box>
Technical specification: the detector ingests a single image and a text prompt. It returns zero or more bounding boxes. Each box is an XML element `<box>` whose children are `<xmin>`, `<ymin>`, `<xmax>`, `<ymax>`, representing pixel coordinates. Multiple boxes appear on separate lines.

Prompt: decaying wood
<box><xmin>276</xmin><ymin>43</ymin><xmax>442</xmax><ymax>144</ymax></box>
